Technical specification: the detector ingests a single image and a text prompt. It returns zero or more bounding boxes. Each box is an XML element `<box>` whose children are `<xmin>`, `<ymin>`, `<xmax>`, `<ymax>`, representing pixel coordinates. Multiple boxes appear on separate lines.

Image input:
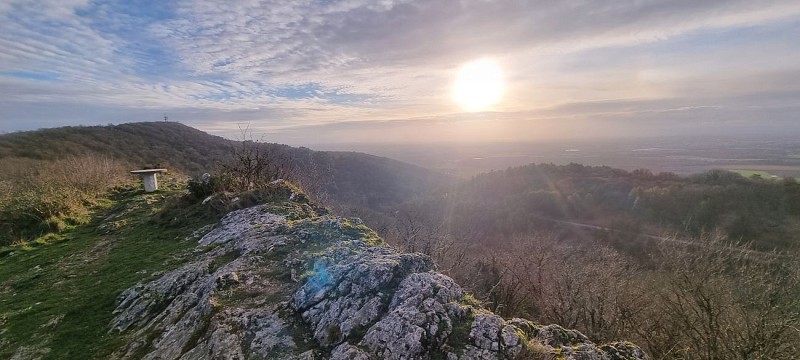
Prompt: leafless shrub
<box><xmin>0</xmin><ymin>154</ymin><xmax>128</xmax><ymax>245</ymax></box>
<box><xmin>285</xmin><ymin>150</ymin><xmax>334</xmax><ymax>206</ymax></box>
<box><xmin>386</xmin><ymin>206</ymin><xmax>468</xmax><ymax>276</ymax></box>
<box><xmin>635</xmin><ymin>231</ymin><xmax>800</xmax><ymax>359</ymax></box>
<box><xmin>437</xmin><ymin>227</ymin><xmax>800</xmax><ymax>360</ymax></box>
<box><xmin>215</xmin><ymin>125</ymin><xmax>293</xmax><ymax>192</ymax></box>
<box><xmin>49</xmin><ymin>155</ymin><xmax>127</xmax><ymax>194</ymax></box>
<box><xmin>466</xmin><ymin>234</ymin><xmax>634</xmax><ymax>342</ymax></box>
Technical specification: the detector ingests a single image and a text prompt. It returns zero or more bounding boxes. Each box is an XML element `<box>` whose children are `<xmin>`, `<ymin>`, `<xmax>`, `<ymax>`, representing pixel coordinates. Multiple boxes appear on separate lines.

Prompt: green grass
<box><xmin>447</xmin><ymin>311</ymin><xmax>475</xmax><ymax>354</ymax></box>
<box><xmin>0</xmin><ymin>181</ymin><xmax>221</xmax><ymax>359</ymax></box>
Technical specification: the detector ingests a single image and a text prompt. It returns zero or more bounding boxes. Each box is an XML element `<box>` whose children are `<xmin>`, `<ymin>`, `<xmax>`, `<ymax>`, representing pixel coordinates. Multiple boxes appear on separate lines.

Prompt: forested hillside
<box><xmin>394</xmin><ymin>163</ymin><xmax>800</xmax><ymax>252</ymax></box>
<box><xmin>0</xmin><ymin>122</ymin><xmax>231</xmax><ymax>172</ymax></box>
<box><xmin>0</xmin><ymin>122</ymin><xmax>449</xmax><ymax>215</ymax></box>
<box><xmin>377</xmin><ymin>163</ymin><xmax>800</xmax><ymax>359</ymax></box>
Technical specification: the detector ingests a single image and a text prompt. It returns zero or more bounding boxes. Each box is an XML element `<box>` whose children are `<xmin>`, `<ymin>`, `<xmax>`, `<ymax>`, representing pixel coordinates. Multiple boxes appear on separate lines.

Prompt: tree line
<box><xmin>373</xmin><ymin>163</ymin><xmax>800</xmax><ymax>359</ymax></box>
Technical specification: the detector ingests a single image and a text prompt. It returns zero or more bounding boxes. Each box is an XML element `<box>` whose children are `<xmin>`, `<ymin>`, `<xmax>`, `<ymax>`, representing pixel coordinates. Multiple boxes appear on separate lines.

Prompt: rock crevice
<box><xmin>110</xmin><ymin>202</ymin><xmax>648</xmax><ymax>359</ymax></box>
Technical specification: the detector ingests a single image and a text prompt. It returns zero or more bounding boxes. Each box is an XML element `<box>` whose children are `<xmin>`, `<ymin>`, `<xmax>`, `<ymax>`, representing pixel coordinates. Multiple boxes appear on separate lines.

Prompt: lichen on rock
<box><xmin>109</xmin><ymin>196</ymin><xmax>648</xmax><ymax>359</ymax></box>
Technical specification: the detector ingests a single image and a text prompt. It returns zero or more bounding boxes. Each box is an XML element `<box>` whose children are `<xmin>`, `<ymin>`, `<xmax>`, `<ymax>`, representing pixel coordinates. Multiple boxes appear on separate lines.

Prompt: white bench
<box><xmin>130</xmin><ymin>169</ymin><xmax>167</xmax><ymax>192</ymax></box>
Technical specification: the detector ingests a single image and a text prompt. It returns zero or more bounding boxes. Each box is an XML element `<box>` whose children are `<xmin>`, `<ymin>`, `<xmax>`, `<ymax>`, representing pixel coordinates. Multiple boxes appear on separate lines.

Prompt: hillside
<box><xmin>3</xmin><ymin>124</ymin><xmax>799</xmax><ymax>359</ymax></box>
<box><xmin>379</xmin><ymin>163</ymin><xmax>800</xmax><ymax>359</ymax></box>
<box><xmin>0</xmin><ymin>179</ymin><xmax>646</xmax><ymax>359</ymax></box>
<box><xmin>0</xmin><ymin>122</ymin><xmax>231</xmax><ymax>173</ymax></box>
<box><xmin>398</xmin><ymin>163</ymin><xmax>800</xmax><ymax>252</ymax></box>
<box><xmin>0</xmin><ymin>122</ymin><xmax>450</xmax><ymax>219</ymax></box>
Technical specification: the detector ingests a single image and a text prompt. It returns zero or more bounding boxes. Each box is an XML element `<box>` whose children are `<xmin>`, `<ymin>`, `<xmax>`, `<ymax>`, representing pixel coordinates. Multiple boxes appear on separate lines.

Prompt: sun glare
<box><xmin>453</xmin><ymin>59</ymin><xmax>504</xmax><ymax>112</ymax></box>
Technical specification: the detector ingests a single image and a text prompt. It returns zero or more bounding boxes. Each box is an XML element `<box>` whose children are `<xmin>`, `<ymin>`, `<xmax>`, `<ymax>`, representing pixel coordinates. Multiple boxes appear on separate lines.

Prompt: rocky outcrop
<box><xmin>110</xmin><ymin>195</ymin><xmax>648</xmax><ymax>359</ymax></box>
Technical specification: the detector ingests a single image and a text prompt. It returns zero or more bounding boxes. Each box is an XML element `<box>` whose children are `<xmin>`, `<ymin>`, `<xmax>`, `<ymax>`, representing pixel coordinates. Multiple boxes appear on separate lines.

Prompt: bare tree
<box><xmin>636</xmin><ymin>231</ymin><xmax>800</xmax><ymax>359</ymax></box>
<box><xmin>218</xmin><ymin>124</ymin><xmax>293</xmax><ymax>191</ymax></box>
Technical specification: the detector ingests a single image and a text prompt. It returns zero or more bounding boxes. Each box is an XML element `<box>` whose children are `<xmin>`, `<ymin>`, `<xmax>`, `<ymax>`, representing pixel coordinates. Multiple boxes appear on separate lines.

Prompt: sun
<box><xmin>453</xmin><ymin>58</ymin><xmax>504</xmax><ymax>112</ymax></box>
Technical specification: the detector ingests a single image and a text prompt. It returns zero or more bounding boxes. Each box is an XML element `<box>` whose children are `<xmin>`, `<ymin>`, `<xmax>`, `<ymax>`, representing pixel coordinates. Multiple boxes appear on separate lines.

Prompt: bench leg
<box><xmin>143</xmin><ymin>174</ymin><xmax>159</xmax><ymax>192</ymax></box>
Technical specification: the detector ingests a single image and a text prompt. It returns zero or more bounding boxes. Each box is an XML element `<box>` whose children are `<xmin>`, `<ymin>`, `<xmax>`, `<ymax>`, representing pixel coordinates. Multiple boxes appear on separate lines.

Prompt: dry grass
<box><xmin>0</xmin><ymin>154</ymin><xmax>129</xmax><ymax>246</ymax></box>
<box><xmin>517</xmin><ymin>341</ymin><xmax>554</xmax><ymax>360</ymax></box>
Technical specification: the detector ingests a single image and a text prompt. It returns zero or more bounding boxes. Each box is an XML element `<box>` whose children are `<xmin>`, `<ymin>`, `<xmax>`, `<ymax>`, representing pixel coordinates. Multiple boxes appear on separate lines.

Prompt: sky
<box><xmin>1</xmin><ymin>0</ymin><xmax>800</xmax><ymax>145</ymax></box>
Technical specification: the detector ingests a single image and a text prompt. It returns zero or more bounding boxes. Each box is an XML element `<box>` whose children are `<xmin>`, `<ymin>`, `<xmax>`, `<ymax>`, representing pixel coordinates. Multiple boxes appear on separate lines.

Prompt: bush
<box><xmin>187</xmin><ymin>126</ymin><xmax>294</xmax><ymax>199</ymax></box>
<box><xmin>187</xmin><ymin>173</ymin><xmax>218</xmax><ymax>199</ymax></box>
<box><xmin>0</xmin><ymin>155</ymin><xmax>128</xmax><ymax>246</ymax></box>
<box><xmin>634</xmin><ymin>232</ymin><xmax>800</xmax><ymax>359</ymax></box>
<box><xmin>218</xmin><ymin>140</ymin><xmax>292</xmax><ymax>192</ymax></box>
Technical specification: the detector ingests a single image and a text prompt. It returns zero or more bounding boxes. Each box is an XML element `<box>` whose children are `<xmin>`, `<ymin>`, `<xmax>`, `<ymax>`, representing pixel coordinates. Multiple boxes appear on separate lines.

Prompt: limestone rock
<box><xmin>110</xmin><ymin>202</ymin><xmax>648</xmax><ymax>360</ymax></box>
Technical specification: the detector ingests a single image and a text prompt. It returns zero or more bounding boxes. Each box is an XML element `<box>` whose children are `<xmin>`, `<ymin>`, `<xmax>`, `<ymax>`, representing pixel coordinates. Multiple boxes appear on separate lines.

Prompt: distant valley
<box><xmin>315</xmin><ymin>136</ymin><xmax>800</xmax><ymax>179</ymax></box>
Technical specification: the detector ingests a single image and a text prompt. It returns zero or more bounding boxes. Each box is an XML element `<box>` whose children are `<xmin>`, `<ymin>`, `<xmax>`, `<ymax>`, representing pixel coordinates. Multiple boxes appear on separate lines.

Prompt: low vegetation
<box><xmin>0</xmin><ymin>177</ymin><xmax>222</xmax><ymax>359</ymax></box>
<box><xmin>186</xmin><ymin>132</ymin><xmax>294</xmax><ymax>197</ymax></box>
<box><xmin>445</xmin><ymin>232</ymin><xmax>800</xmax><ymax>359</ymax></box>
<box><xmin>0</xmin><ymin>155</ymin><xmax>129</xmax><ymax>247</ymax></box>
<box><xmin>3</xmin><ymin>124</ymin><xmax>798</xmax><ymax>359</ymax></box>
<box><xmin>378</xmin><ymin>163</ymin><xmax>800</xmax><ymax>359</ymax></box>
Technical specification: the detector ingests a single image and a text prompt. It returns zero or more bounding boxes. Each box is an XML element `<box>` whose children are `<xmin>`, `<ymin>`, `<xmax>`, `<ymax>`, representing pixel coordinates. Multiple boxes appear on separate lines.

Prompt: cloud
<box><xmin>1</xmin><ymin>0</ymin><xmax>799</xmax><ymax>142</ymax></box>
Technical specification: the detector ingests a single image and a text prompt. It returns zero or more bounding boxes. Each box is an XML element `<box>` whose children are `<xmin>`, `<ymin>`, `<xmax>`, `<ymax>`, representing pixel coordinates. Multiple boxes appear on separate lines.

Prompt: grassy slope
<box><xmin>0</xmin><ymin>179</ymin><xmax>220</xmax><ymax>359</ymax></box>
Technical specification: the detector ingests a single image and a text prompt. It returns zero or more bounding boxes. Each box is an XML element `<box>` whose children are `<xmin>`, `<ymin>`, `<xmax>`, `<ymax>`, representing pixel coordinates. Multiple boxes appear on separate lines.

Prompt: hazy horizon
<box><xmin>2</xmin><ymin>1</ymin><xmax>800</xmax><ymax>144</ymax></box>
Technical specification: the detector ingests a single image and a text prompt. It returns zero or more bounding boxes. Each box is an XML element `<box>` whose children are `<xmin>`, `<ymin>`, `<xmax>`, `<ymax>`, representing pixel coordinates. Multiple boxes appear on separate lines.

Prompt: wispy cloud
<box><xmin>1</xmin><ymin>0</ymin><xmax>799</xmax><ymax>142</ymax></box>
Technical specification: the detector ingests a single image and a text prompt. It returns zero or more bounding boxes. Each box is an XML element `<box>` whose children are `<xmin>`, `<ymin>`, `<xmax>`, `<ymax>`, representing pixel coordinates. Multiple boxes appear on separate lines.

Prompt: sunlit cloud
<box><xmin>1</xmin><ymin>0</ymin><xmax>799</xmax><ymax>142</ymax></box>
